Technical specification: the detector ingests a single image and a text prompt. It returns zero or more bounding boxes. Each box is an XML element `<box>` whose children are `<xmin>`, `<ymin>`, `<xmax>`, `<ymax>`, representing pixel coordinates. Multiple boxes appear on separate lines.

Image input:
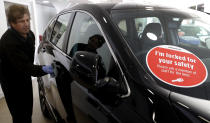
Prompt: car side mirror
<box><xmin>70</xmin><ymin>51</ymin><xmax>102</xmax><ymax>87</ymax></box>
<box><xmin>94</xmin><ymin>77</ymin><xmax>127</xmax><ymax>104</ymax></box>
<box><xmin>95</xmin><ymin>77</ymin><xmax>125</xmax><ymax>95</ymax></box>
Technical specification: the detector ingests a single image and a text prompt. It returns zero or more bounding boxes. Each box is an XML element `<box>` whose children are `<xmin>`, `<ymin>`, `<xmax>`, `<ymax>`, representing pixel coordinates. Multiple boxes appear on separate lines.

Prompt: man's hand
<box><xmin>42</xmin><ymin>65</ymin><xmax>54</xmax><ymax>77</ymax></box>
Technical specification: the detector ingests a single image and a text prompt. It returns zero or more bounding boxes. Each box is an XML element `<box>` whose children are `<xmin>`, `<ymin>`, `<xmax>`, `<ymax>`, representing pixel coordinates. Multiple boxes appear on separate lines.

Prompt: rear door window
<box><xmin>51</xmin><ymin>12</ymin><xmax>72</xmax><ymax>51</ymax></box>
<box><xmin>43</xmin><ymin>17</ymin><xmax>56</xmax><ymax>42</ymax></box>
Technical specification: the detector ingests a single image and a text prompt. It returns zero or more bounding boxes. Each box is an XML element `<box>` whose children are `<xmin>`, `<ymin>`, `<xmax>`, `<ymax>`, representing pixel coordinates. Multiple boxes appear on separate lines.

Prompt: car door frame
<box><xmin>39</xmin><ymin>10</ymin><xmax>76</xmax><ymax>121</ymax></box>
<box><xmin>67</xmin><ymin>10</ymin><xmax>132</xmax><ymax>123</ymax></box>
<box><xmin>49</xmin><ymin>10</ymin><xmax>76</xmax><ymax>119</ymax></box>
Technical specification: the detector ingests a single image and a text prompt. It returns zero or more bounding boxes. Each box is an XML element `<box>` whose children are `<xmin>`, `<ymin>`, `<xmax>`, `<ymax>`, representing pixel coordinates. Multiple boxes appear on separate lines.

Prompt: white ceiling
<box><xmin>36</xmin><ymin>0</ymin><xmax>54</xmax><ymax>7</ymax></box>
<box><xmin>35</xmin><ymin>0</ymin><xmax>92</xmax><ymax>12</ymax></box>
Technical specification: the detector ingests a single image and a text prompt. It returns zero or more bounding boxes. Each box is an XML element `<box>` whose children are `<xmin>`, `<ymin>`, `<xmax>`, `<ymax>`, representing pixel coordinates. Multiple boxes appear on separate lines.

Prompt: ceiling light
<box><xmin>42</xmin><ymin>0</ymin><xmax>50</xmax><ymax>4</ymax></box>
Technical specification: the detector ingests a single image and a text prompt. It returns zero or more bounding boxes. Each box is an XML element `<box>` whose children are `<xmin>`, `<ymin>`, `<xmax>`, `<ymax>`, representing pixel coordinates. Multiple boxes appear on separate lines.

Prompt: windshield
<box><xmin>111</xmin><ymin>9</ymin><xmax>210</xmax><ymax>100</ymax></box>
<box><xmin>178</xmin><ymin>19</ymin><xmax>210</xmax><ymax>47</ymax></box>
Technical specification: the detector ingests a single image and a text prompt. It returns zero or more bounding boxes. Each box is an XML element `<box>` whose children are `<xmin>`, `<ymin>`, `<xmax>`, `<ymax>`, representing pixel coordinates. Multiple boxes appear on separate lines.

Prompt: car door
<box><xmin>37</xmin><ymin>11</ymin><xmax>73</xmax><ymax>119</ymax></box>
<box><xmin>67</xmin><ymin>11</ymin><xmax>154</xmax><ymax>123</ymax></box>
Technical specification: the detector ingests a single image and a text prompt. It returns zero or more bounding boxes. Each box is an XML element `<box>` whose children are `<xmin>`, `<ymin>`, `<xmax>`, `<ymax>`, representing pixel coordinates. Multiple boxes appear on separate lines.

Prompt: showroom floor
<box><xmin>0</xmin><ymin>79</ymin><xmax>54</xmax><ymax>123</ymax></box>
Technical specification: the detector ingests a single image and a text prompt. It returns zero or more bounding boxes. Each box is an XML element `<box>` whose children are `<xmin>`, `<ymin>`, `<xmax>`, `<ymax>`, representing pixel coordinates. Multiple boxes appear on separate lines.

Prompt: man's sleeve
<box><xmin>5</xmin><ymin>43</ymin><xmax>46</xmax><ymax>77</ymax></box>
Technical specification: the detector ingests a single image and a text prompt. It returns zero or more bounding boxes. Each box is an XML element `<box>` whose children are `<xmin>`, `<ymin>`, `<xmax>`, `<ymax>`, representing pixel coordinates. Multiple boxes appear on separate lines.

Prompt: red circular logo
<box><xmin>146</xmin><ymin>45</ymin><xmax>208</xmax><ymax>87</ymax></box>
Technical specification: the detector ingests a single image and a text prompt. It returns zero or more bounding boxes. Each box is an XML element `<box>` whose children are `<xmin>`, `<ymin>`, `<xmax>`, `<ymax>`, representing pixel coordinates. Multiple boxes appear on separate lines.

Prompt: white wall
<box><xmin>35</xmin><ymin>4</ymin><xmax>56</xmax><ymax>35</ymax></box>
<box><xmin>0</xmin><ymin>86</ymin><xmax>3</xmax><ymax>99</ymax></box>
<box><xmin>0</xmin><ymin>1</ymin><xmax>9</xmax><ymax>38</ymax></box>
<box><xmin>0</xmin><ymin>1</ymin><xmax>8</xmax><ymax>98</ymax></box>
<box><xmin>52</xmin><ymin>0</ymin><xmax>92</xmax><ymax>13</ymax></box>
<box><xmin>204</xmin><ymin>0</ymin><xmax>210</xmax><ymax>13</ymax></box>
<box><xmin>33</xmin><ymin>3</ymin><xmax>56</xmax><ymax>67</ymax></box>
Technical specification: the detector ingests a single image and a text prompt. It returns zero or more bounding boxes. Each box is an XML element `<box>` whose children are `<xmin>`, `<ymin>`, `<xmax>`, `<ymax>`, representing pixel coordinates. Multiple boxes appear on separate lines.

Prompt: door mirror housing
<box><xmin>70</xmin><ymin>51</ymin><xmax>127</xmax><ymax>101</ymax></box>
<box><xmin>95</xmin><ymin>77</ymin><xmax>125</xmax><ymax>95</ymax></box>
<box><xmin>94</xmin><ymin>77</ymin><xmax>127</xmax><ymax>104</ymax></box>
<box><xmin>70</xmin><ymin>51</ymin><xmax>101</xmax><ymax>86</ymax></box>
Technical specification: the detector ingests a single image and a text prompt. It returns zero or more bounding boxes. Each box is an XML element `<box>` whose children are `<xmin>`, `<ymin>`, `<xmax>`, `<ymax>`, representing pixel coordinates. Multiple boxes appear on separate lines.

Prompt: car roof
<box><xmin>65</xmin><ymin>3</ymin><xmax>173</xmax><ymax>11</ymax></box>
<box><xmin>60</xmin><ymin>3</ymin><xmax>201</xmax><ymax>19</ymax></box>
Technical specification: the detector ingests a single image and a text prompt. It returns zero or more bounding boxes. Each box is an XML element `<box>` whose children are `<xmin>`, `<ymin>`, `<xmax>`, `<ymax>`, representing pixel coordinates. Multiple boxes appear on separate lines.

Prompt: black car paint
<box><xmin>37</xmin><ymin>3</ymin><xmax>210</xmax><ymax>123</ymax></box>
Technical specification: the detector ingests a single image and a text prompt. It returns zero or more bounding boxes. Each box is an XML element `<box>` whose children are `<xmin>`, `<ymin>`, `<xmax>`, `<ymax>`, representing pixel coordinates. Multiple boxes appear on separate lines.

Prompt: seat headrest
<box><xmin>142</xmin><ymin>23</ymin><xmax>162</xmax><ymax>40</ymax></box>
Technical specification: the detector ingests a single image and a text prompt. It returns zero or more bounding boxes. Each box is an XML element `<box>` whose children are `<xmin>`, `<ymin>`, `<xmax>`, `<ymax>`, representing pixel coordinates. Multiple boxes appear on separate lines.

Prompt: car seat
<box><xmin>140</xmin><ymin>23</ymin><xmax>163</xmax><ymax>49</ymax></box>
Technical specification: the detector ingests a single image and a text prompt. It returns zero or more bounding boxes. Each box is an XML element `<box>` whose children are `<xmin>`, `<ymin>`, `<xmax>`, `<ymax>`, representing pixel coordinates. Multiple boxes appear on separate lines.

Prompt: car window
<box><xmin>118</xmin><ymin>19</ymin><xmax>127</xmax><ymax>36</ymax></box>
<box><xmin>67</xmin><ymin>12</ymin><xmax>102</xmax><ymax>56</ymax></box>
<box><xmin>177</xmin><ymin>19</ymin><xmax>210</xmax><ymax>49</ymax></box>
<box><xmin>43</xmin><ymin>18</ymin><xmax>56</xmax><ymax>42</ymax></box>
<box><xmin>113</xmin><ymin>14</ymin><xmax>163</xmax><ymax>53</ymax></box>
<box><xmin>68</xmin><ymin>12</ymin><xmax>124</xmax><ymax>83</ymax></box>
<box><xmin>97</xmin><ymin>40</ymin><xmax>124</xmax><ymax>83</ymax></box>
<box><xmin>51</xmin><ymin>13</ymin><xmax>72</xmax><ymax>50</ymax></box>
<box><xmin>135</xmin><ymin>17</ymin><xmax>161</xmax><ymax>38</ymax></box>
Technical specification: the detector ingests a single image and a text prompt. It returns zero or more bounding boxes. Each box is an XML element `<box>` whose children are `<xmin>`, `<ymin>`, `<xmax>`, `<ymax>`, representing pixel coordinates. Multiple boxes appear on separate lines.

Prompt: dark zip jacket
<box><xmin>0</xmin><ymin>28</ymin><xmax>46</xmax><ymax>84</ymax></box>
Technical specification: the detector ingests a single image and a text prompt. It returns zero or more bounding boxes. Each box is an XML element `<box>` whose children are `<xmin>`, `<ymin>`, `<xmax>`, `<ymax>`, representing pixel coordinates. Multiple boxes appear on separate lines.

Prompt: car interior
<box><xmin>140</xmin><ymin>22</ymin><xmax>163</xmax><ymax>51</ymax></box>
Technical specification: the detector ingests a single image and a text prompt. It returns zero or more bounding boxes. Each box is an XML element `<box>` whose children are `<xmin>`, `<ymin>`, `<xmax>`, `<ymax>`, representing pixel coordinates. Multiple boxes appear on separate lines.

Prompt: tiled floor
<box><xmin>0</xmin><ymin>79</ymin><xmax>54</xmax><ymax>123</ymax></box>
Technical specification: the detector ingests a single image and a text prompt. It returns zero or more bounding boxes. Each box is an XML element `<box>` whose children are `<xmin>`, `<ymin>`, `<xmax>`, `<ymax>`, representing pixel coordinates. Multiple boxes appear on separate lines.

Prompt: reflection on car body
<box><xmin>37</xmin><ymin>2</ymin><xmax>210</xmax><ymax>123</ymax></box>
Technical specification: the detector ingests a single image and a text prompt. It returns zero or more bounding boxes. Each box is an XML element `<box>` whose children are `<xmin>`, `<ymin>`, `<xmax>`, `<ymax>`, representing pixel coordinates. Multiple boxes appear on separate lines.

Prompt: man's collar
<box><xmin>10</xmin><ymin>27</ymin><xmax>30</xmax><ymax>42</ymax></box>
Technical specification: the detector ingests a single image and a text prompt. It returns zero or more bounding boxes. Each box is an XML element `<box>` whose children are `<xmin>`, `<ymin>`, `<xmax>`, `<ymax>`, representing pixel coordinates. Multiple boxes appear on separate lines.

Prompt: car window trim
<box><xmin>48</xmin><ymin>40</ymin><xmax>70</xmax><ymax>61</ymax></box>
<box><xmin>63</xmin><ymin>12</ymin><xmax>76</xmax><ymax>53</ymax></box>
<box><xmin>43</xmin><ymin>16</ymin><xmax>57</xmax><ymax>43</ymax></box>
<box><xmin>50</xmin><ymin>12</ymin><xmax>73</xmax><ymax>52</ymax></box>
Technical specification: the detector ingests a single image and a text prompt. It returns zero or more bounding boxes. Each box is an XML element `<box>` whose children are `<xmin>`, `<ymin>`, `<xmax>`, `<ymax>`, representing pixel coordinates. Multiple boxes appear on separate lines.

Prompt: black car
<box><xmin>37</xmin><ymin>3</ymin><xmax>210</xmax><ymax>123</ymax></box>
